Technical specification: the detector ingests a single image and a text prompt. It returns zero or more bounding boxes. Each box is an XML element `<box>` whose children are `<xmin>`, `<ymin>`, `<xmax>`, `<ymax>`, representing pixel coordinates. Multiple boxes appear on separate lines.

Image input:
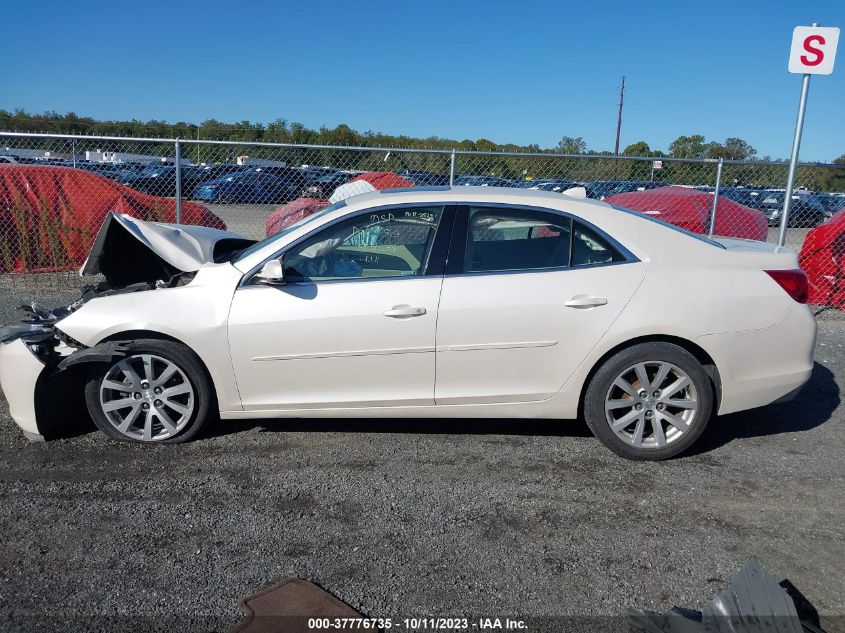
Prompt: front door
<box><xmin>228</xmin><ymin>204</ymin><xmax>451</xmax><ymax>411</ymax></box>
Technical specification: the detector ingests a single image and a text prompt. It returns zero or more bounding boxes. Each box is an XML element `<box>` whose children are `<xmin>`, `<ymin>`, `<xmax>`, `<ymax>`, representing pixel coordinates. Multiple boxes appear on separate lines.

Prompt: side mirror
<box><xmin>254</xmin><ymin>259</ymin><xmax>285</xmax><ymax>285</ymax></box>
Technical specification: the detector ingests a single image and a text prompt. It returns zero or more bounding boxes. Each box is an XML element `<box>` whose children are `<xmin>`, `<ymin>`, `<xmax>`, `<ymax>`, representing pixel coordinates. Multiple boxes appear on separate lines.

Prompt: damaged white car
<box><xmin>0</xmin><ymin>187</ymin><xmax>817</xmax><ymax>460</ymax></box>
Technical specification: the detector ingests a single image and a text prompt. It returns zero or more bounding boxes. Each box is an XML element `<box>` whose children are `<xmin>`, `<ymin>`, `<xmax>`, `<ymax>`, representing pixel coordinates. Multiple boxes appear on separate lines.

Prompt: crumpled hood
<box><xmin>81</xmin><ymin>213</ymin><xmax>256</xmax><ymax>286</ymax></box>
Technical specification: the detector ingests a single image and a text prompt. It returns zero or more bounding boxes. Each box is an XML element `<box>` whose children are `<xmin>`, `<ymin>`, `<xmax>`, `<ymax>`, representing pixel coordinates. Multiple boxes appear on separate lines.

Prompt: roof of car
<box><xmin>343</xmin><ymin>184</ymin><xmax>598</xmax><ymax>207</ymax></box>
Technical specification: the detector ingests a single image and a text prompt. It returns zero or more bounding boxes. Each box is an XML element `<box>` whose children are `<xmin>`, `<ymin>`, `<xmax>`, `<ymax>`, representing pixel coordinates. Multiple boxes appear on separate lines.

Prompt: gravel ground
<box><xmin>208</xmin><ymin>202</ymin><xmax>274</xmax><ymax>240</ymax></box>
<box><xmin>0</xmin><ymin>285</ymin><xmax>843</xmax><ymax>632</ymax></box>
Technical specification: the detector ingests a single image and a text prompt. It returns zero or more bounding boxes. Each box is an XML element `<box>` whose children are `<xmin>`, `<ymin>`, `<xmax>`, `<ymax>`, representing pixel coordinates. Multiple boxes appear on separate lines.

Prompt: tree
<box><xmin>321</xmin><ymin>123</ymin><xmax>358</xmax><ymax>146</ymax></box>
<box><xmin>708</xmin><ymin>137</ymin><xmax>757</xmax><ymax>161</ymax></box>
<box><xmin>475</xmin><ymin>138</ymin><xmax>497</xmax><ymax>152</ymax></box>
<box><xmin>668</xmin><ymin>135</ymin><xmax>709</xmax><ymax>159</ymax></box>
<box><xmin>623</xmin><ymin>141</ymin><xmax>651</xmax><ymax>156</ymax></box>
<box><xmin>556</xmin><ymin>136</ymin><xmax>587</xmax><ymax>154</ymax></box>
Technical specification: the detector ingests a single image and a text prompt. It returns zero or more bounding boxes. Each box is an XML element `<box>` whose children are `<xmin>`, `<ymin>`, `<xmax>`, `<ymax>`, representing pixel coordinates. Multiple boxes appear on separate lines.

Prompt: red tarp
<box><xmin>799</xmin><ymin>207</ymin><xmax>845</xmax><ymax>308</ymax></box>
<box><xmin>265</xmin><ymin>197</ymin><xmax>331</xmax><ymax>237</ymax></box>
<box><xmin>346</xmin><ymin>171</ymin><xmax>415</xmax><ymax>190</ymax></box>
<box><xmin>0</xmin><ymin>165</ymin><xmax>224</xmax><ymax>273</ymax></box>
<box><xmin>606</xmin><ymin>186</ymin><xmax>768</xmax><ymax>241</ymax></box>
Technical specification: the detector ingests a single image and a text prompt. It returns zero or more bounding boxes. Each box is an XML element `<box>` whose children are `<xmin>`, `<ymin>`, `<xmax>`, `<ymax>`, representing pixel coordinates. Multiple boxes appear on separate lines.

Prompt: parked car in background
<box><xmin>241</xmin><ymin>165</ymin><xmax>314</xmax><ymax>194</ymax></box>
<box><xmin>301</xmin><ymin>170</ymin><xmax>354</xmax><ymax>198</ymax></box>
<box><xmin>397</xmin><ymin>170</ymin><xmax>450</xmax><ymax>186</ymax></box>
<box><xmin>183</xmin><ymin>164</ymin><xmax>246</xmax><ymax>197</ymax></box>
<box><xmin>816</xmin><ymin>192</ymin><xmax>845</xmax><ymax>219</ymax></box>
<box><xmin>584</xmin><ymin>180</ymin><xmax>664</xmax><ymax>200</ymax></box>
<box><xmin>116</xmin><ymin>164</ymin><xmax>248</xmax><ymax>198</ymax></box>
<box><xmin>77</xmin><ymin>162</ymin><xmax>142</xmax><ymax>181</ymax></box>
<box><xmin>454</xmin><ymin>174</ymin><xmax>513</xmax><ymax>187</ymax></box>
<box><xmin>193</xmin><ymin>171</ymin><xmax>299</xmax><ymax>204</ymax></box>
<box><xmin>714</xmin><ymin>187</ymin><xmax>765</xmax><ymax>208</ymax></box>
<box><xmin>116</xmin><ymin>163</ymin><xmax>177</xmax><ymax>192</ymax></box>
<box><xmin>527</xmin><ymin>179</ymin><xmax>580</xmax><ymax>192</ymax></box>
<box><xmin>746</xmin><ymin>190</ymin><xmax>827</xmax><ymax>227</ymax></box>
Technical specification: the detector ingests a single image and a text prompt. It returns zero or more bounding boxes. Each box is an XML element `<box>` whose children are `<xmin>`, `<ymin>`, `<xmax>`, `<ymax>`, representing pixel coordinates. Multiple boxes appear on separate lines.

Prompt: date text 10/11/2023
<box><xmin>307</xmin><ymin>618</ymin><xmax>528</xmax><ymax>630</ymax></box>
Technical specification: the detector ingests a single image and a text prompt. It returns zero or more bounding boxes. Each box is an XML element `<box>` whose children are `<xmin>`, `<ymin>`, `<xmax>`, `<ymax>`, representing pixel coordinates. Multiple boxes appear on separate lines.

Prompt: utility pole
<box><xmin>613</xmin><ymin>75</ymin><xmax>625</xmax><ymax>175</ymax></box>
<box><xmin>614</xmin><ymin>76</ymin><xmax>625</xmax><ymax>158</ymax></box>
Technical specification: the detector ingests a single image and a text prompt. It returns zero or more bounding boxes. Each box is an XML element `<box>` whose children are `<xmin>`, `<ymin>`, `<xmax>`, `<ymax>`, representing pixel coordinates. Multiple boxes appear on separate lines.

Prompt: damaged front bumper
<box><xmin>0</xmin><ymin>317</ymin><xmax>88</xmax><ymax>441</ymax></box>
<box><xmin>0</xmin><ymin>316</ymin><xmax>129</xmax><ymax>441</ymax></box>
<box><xmin>0</xmin><ymin>338</ymin><xmax>49</xmax><ymax>440</ymax></box>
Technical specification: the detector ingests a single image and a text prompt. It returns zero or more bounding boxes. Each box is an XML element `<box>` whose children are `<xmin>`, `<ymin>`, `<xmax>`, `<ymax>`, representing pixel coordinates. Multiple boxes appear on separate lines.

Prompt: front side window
<box><xmin>283</xmin><ymin>206</ymin><xmax>444</xmax><ymax>282</ymax></box>
<box><xmin>465</xmin><ymin>207</ymin><xmax>572</xmax><ymax>273</ymax></box>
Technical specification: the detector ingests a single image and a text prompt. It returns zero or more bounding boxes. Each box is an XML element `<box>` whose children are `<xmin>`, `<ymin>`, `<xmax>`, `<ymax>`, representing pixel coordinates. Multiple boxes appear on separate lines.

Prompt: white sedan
<box><xmin>0</xmin><ymin>187</ymin><xmax>816</xmax><ymax>460</ymax></box>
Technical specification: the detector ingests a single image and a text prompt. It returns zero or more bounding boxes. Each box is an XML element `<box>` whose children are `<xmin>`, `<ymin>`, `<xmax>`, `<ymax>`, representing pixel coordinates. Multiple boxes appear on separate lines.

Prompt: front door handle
<box><xmin>565</xmin><ymin>295</ymin><xmax>608</xmax><ymax>309</ymax></box>
<box><xmin>384</xmin><ymin>306</ymin><xmax>427</xmax><ymax>318</ymax></box>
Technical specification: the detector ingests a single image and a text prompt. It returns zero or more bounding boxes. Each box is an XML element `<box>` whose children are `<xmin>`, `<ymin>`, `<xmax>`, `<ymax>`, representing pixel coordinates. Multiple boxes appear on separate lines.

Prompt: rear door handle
<box><xmin>384</xmin><ymin>306</ymin><xmax>427</xmax><ymax>318</ymax></box>
<box><xmin>565</xmin><ymin>295</ymin><xmax>608</xmax><ymax>309</ymax></box>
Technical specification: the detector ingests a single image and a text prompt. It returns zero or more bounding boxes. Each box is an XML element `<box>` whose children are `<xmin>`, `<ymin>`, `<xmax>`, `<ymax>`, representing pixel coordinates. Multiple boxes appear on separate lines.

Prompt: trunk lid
<box><xmin>714</xmin><ymin>237</ymin><xmax>800</xmax><ymax>271</ymax></box>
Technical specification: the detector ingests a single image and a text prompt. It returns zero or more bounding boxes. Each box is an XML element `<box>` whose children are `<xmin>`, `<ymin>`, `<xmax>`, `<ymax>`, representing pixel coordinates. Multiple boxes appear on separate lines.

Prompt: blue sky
<box><xmin>2</xmin><ymin>0</ymin><xmax>844</xmax><ymax>161</ymax></box>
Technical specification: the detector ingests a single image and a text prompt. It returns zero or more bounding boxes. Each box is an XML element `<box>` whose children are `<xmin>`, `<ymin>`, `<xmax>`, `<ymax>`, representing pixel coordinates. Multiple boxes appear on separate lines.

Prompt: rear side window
<box><xmin>462</xmin><ymin>206</ymin><xmax>629</xmax><ymax>273</ymax></box>
<box><xmin>465</xmin><ymin>207</ymin><xmax>572</xmax><ymax>272</ymax></box>
<box><xmin>571</xmin><ymin>221</ymin><xmax>627</xmax><ymax>266</ymax></box>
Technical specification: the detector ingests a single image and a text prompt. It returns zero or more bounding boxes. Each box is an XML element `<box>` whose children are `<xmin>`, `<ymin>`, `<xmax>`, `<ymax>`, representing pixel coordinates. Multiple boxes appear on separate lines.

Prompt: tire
<box><xmin>583</xmin><ymin>342</ymin><xmax>713</xmax><ymax>461</ymax></box>
<box><xmin>84</xmin><ymin>339</ymin><xmax>215</xmax><ymax>444</ymax></box>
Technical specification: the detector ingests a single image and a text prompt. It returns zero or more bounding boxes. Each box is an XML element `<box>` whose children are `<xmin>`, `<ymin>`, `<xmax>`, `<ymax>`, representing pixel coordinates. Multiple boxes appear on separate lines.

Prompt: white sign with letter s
<box><xmin>788</xmin><ymin>26</ymin><xmax>839</xmax><ymax>75</ymax></box>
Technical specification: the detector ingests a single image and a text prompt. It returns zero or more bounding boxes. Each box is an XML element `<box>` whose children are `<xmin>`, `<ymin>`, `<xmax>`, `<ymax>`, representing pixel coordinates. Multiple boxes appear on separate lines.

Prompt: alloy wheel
<box><xmin>99</xmin><ymin>354</ymin><xmax>195</xmax><ymax>441</ymax></box>
<box><xmin>604</xmin><ymin>361</ymin><xmax>699</xmax><ymax>449</ymax></box>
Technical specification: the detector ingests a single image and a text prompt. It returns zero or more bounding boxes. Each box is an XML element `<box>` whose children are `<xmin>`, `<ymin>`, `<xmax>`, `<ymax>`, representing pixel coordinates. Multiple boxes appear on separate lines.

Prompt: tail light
<box><xmin>765</xmin><ymin>269</ymin><xmax>809</xmax><ymax>304</ymax></box>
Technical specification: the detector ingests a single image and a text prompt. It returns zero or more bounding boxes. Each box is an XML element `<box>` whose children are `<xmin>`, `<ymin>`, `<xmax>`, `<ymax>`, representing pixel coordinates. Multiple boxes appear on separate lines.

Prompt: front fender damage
<box><xmin>55</xmin><ymin>341</ymin><xmax>130</xmax><ymax>371</ymax></box>
<box><xmin>0</xmin><ymin>308</ymin><xmax>133</xmax><ymax>440</ymax></box>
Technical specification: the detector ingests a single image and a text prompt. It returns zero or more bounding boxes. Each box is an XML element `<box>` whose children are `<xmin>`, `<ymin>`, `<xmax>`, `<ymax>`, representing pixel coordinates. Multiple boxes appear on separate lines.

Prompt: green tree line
<box><xmin>2</xmin><ymin>108</ymin><xmax>843</xmax><ymax>190</ymax></box>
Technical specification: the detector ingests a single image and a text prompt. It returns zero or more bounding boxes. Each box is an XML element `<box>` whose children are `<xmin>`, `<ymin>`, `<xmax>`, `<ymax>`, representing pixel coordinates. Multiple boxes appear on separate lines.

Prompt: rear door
<box><xmin>434</xmin><ymin>204</ymin><xmax>646</xmax><ymax>404</ymax></box>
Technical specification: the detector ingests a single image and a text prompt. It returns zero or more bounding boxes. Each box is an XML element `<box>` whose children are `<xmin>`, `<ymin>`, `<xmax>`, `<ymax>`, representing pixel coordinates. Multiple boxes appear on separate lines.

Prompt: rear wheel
<box><xmin>84</xmin><ymin>339</ymin><xmax>214</xmax><ymax>444</ymax></box>
<box><xmin>583</xmin><ymin>342</ymin><xmax>713</xmax><ymax>460</ymax></box>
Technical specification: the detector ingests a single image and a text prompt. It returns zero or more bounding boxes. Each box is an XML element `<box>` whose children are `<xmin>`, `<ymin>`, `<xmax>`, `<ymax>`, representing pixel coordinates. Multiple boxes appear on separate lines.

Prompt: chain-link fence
<box><xmin>2</xmin><ymin>131</ymin><xmax>844</xmax><ymax>308</ymax></box>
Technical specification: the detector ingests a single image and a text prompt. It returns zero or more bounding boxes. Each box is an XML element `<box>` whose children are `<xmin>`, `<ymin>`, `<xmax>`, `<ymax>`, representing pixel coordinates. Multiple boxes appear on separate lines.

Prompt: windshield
<box><xmin>233</xmin><ymin>200</ymin><xmax>348</xmax><ymax>262</ymax></box>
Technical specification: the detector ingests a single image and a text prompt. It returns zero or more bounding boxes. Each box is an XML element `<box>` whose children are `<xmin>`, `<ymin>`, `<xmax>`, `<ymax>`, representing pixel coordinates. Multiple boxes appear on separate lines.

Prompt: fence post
<box><xmin>708</xmin><ymin>158</ymin><xmax>724</xmax><ymax>238</ymax></box>
<box><xmin>449</xmin><ymin>149</ymin><xmax>456</xmax><ymax>186</ymax></box>
<box><xmin>174</xmin><ymin>139</ymin><xmax>182</xmax><ymax>224</ymax></box>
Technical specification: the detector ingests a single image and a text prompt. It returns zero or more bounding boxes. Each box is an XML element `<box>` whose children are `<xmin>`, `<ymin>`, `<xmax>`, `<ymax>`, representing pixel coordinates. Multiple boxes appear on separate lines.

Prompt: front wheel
<box><xmin>583</xmin><ymin>342</ymin><xmax>713</xmax><ymax>460</ymax></box>
<box><xmin>84</xmin><ymin>339</ymin><xmax>215</xmax><ymax>444</ymax></box>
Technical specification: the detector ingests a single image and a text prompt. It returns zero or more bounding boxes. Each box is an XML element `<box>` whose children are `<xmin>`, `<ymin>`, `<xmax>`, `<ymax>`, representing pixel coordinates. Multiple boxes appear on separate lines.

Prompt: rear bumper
<box><xmin>0</xmin><ymin>339</ymin><xmax>47</xmax><ymax>438</ymax></box>
<box><xmin>700</xmin><ymin>303</ymin><xmax>817</xmax><ymax>415</ymax></box>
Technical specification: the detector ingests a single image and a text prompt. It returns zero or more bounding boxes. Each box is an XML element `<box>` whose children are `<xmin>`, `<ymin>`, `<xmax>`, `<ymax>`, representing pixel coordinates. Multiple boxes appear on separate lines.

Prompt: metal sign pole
<box><xmin>708</xmin><ymin>158</ymin><xmax>724</xmax><ymax>238</ymax></box>
<box><xmin>778</xmin><ymin>75</ymin><xmax>810</xmax><ymax>246</ymax></box>
<box><xmin>779</xmin><ymin>21</ymin><xmax>821</xmax><ymax>246</ymax></box>
<box><xmin>174</xmin><ymin>139</ymin><xmax>183</xmax><ymax>224</ymax></box>
<box><xmin>778</xmin><ymin>72</ymin><xmax>811</xmax><ymax>246</ymax></box>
